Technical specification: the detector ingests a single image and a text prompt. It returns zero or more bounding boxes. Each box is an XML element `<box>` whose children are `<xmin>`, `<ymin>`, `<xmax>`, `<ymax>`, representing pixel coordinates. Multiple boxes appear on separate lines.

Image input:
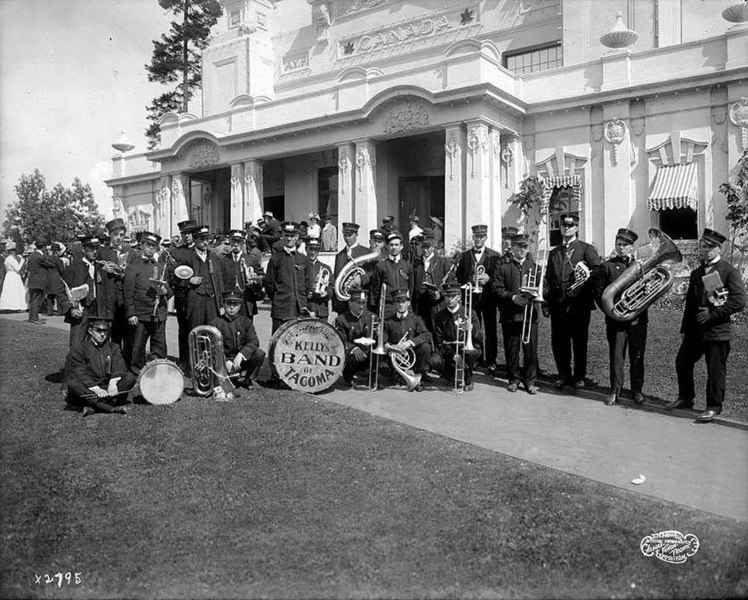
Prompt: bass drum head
<box><xmin>269</xmin><ymin>317</ymin><xmax>346</xmax><ymax>393</ymax></box>
<box><xmin>138</xmin><ymin>359</ymin><xmax>184</xmax><ymax>405</ymax></box>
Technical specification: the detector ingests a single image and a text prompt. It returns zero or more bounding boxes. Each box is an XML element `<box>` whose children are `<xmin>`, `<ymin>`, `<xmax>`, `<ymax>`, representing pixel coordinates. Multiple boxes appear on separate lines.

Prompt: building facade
<box><xmin>106</xmin><ymin>0</ymin><xmax>748</xmax><ymax>255</ymax></box>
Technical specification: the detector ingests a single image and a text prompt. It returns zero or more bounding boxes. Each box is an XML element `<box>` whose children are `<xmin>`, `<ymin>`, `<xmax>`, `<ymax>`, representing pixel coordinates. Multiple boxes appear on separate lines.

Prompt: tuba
<box><xmin>334</xmin><ymin>250</ymin><xmax>381</xmax><ymax>301</ymax></box>
<box><xmin>601</xmin><ymin>229</ymin><xmax>682</xmax><ymax>322</ymax></box>
<box><xmin>188</xmin><ymin>325</ymin><xmax>236</xmax><ymax>399</ymax></box>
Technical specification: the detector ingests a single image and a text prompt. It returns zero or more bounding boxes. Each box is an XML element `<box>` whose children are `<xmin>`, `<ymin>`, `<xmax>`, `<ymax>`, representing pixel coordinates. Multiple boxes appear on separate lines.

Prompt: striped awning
<box><xmin>648</xmin><ymin>163</ymin><xmax>698</xmax><ymax>211</ymax></box>
<box><xmin>540</xmin><ymin>174</ymin><xmax>582</xmax><ymax>202</ymax></box>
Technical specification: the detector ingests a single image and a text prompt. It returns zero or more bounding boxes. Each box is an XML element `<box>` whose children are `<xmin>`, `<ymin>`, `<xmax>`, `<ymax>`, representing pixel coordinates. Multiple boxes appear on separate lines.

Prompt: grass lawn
<box><xmin>1</xmin><ymin>319</ymin><xmax>747</xmax><ymax>599</ymax></box>
<box><xmin>534</xmin><ymin>306</ymin><xmax>748</xmax><ymax>423</ymax></box>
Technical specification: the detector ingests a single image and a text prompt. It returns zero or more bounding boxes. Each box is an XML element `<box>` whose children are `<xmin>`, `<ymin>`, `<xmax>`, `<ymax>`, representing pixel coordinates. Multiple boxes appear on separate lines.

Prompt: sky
<box><xmin>0</xmin><ymin>0</ymin><xmax>308</xmax><ymax>230</ymax></box>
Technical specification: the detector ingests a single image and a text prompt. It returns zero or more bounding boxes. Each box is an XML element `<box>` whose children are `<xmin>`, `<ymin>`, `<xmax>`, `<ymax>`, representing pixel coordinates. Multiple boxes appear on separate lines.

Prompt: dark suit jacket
<box><xmin>334</xmin><ymin>309</ymin><xmax>377</xmax><ymax>354</ymax></box>
<box><xmin>414</xmin><ymin>254</ymin><xmax>451</xmax><ymax>314</ymax></box>
<box><xmin>57</xmin><ymin>259</ymin><xmax>113</xmax><ymax>321</ymax></box>
<box><xmin>26</xmin><ymin>250</ymin><xmax>46</xmax><ymax>290</ymax></box>
<box><xmin>681</xmin><ymin>259</ymin><xmax>746</xmax><ymax>341</ymax></box>
<box><xmin>68</xmin><ymin>339</ymin><xmax>129</xmax><ymax>388</ymax></box>
<box><xmin>209</xmin><ymin>313</ymin><xmax>260</xmax><ymax>360</ymax></box>
<box><xmin>123</xmin><ymin>256</ymin><xmax>173</xmax><ymax>322</ymax></box>
<box><xmin>456</xmin><ymin>246</ymin><xmax>500</xmax><ymax>306</ymax></box>
<box><xmin>432</xmin><ymin>306</ymin><xmax>483</xmax><ymax>359</ymax></box>
<box><xmin>492</xmin><ymin>257</ymin><xmax>540</xmax><ymax>324</ymax></box>
<box><xmin>42</xmin><ymin>255</ymin><xmax>65</xmax><ymax>295</ymax></box>
<box><xmin>263</xmin><ymin>250</ymin><xmax>311</xmax><ymax>320</ymax></box>
<box><xmin>591</xmin><ymin>254</ymin><xmax>648</xmax><ymax>327</ymax></box>
<box><xmin>220</xmin><ymin>251</ymin><xmax>265</xmax><ymax>317</ymax></box>
<box><xmin>175</xmin><ymin>249</ymin><xmax>226</xmax><ymax>319</ymax></box>
<box><xmin>543</xmin><ymin>238</ymin><xmax>601</xmax><ymax>312</ymax></box>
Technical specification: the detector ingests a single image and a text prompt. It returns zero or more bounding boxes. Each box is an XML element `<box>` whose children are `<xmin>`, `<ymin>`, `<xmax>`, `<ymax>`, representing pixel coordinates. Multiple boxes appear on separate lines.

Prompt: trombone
<box><xmin>519</xmin><ymin>250</ymin><xmax>547</xmax><ymax>345</ymax></box>
<box><xmin>453</xmin><ymin>283</ymin><xmax>477</xmax><ymax>394</ymax></box>
<box><xmin>370</xmin><ymin>283</ymin><xmax>387</xmax><ymax>390</ymax></box>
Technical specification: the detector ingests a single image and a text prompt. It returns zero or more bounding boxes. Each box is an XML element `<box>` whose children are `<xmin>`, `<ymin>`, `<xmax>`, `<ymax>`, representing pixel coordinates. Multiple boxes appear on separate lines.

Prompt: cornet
<box><xmin>473</xmin><ymin>264</ymin><xmax>486</xmax><ymax>294</ymax></box>
<box><xmin>313</xmin><ymin>266</ymin><xmax>330</xmax><ymax>295</ymax></box>
<box><xmin>567</xmin><ymin>261</ymin><xmax>590</xmax><ymax>292</ymax></box>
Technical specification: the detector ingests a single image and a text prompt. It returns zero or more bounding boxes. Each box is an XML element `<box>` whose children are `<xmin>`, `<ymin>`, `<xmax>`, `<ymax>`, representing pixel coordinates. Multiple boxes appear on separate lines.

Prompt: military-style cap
<box><xmin>501</xmin><ymin>226</ymin><xmax>519</xmax><ymax>237</ymax></box>
<box><xmin>369</xmin><ymin>229</ymin><xmax>384</xmax><ymax>240</ymax></box>
<box><xmin>177</xmin><ymin>219</ymin><xmax>197</xmax><ymax>233</ymax></box>
<box><xmin>192</xmin><ymin>225</ymin><xmax>210</xmax><ymax>238</ymax></box>
<box><xmin>342</xmin><ymin>222</ymin><xmax>360</xmax><ymax>234</ymax></box>
<box><xmin>511</xmin><ymin>233</ymin><xmax>530</xmax><ymax>246</ymax></box>
<box><xmin>80</xmin><ymin>236</ymin><xmax>100</xmax><ymax>248</ymax></box>
<box><xmin>106</xmin><ymin>218</ymin><xmax>126</xmax><ymax>232</ymax></box>
<box><xmin>348</xmin><ymin>286</ymin><xmax>369</xmax><ymax>301</ymax></box>
<box><xmin>140</xmin><ymin>231</ymin><xmax>162</xmax><ymax>246</ymax></box>
<box><xmin>222</xmin><ymin>290</ymin><xmax>243</xmax><ymax>303</ymax></box>
<box><xmin>306</xmin><ymin>237</ymin><xmax>321</xmax><ymax>249</ymax></box>
<box><xmin>560</xmin><ymin>214</ymin><xmax>579</xmax><ymax>226</ymax></box>
<box><xmin>701</xmin><ymin>228</ymin><xmax>727</xmax><ymax>247</ymax></box>
<box><xmin>213</xmin><ymin>234</ymin><xmax>229</xmax><ymax>244</ymax></box>
<box><xmin>442</xmin><ymin>281</ymin><xmax>462</xmax><ymax>295</ymax></box>
<box><xmin>89</xmin><ymin>316</ymin><xmax>112</xmax><ymax>329</ymax></box>
<box><xmin>161</xmin><ymin>238</ymin><xmax>172</xmax><ymax>247</ymax></box>
<box><xmin>229</xmin><ymin>229</ymin><xmax>246</xmax><ymax>240</ymax></box>
<box><xmin>280</xmin><ymin>221</ymin><xmax>299</xmax><ymax>234</ymax></box>
<box><xmin>615</xmin><ymin>228</ymin><xmax>638</xmax><ymax>245</ymax></box>
<box><xmin>471</xmin><ymin>224</ymin><xmax>488</xmax><ymax>235</ymax></box>
<box><xmin>387</xmin><ymin>231</ymin><xmax>403</xmax><ymax>243</ymax></box>
<box><xmin>382</xmin><ymin>215</ymin><xmax>395</xmax><ymax>224</ymax></box>
<box><xmin>391</xmin><ymin>288</ymin><xmax>410</xmax><ymax>301</ymax></box>
<box><xmin>263</xmin><ymin>210</ymin><xmax>274</xmax><ymax>218</ymax></box>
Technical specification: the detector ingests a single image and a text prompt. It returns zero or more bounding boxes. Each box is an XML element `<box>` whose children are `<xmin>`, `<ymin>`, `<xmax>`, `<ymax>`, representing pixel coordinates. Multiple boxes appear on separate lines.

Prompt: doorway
<box><xmin>398</xmin><ymin>176</ymin><xmax>445</xmax><ymax>234</ymax></box>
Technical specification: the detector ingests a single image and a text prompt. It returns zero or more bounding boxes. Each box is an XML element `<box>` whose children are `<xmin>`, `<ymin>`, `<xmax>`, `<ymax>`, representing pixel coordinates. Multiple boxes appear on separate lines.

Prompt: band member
<box><xmin>500</xmin><ymin>226</ymin><xmax>519</xmax><ymax>262</ymax></box>
<box><xmin>169</xmin><ymin>219</ymin><xmax>197</xmax><ymax>369</ymax></box>
<box><xmin>432</xmin><ymin>282</ymin><xmax>483</xmax><ymax>391</ymax></box>
<box><xmin>65</xmin><ymin>316</ymin><xmax>136</xmax><ymax>416</ymax></box>
<box><xmin>263</xmin><ymin>222</ymin><xmax>311</xmax><ymax>334</ymax></box>
<box><xmin>373</xmin><ymin>232</ymin><xmax>415</xmax><ymax>319</ymax></box>
<box><xmin>493</xmin><ymin>234</ymin><xmax>540</xmax><ymax>394</ymax></box>
<box><xmin>368</xmin><ymin>229</ymin><xmax>386</xmax><ymax>257</ymax></box>
<box><xmin>413</xmin><ymin>228</ymin><xmax>451</xmax><ymax>333</ymax></box>
<box><xmin>176</xmin><ymin>225</ymin><xmax>225</xmax><ymax>347</ymax></box>
<box><xmin>542</xmin><ymin>213</ymin><xmax>601</xmax><ymax>389</ymax></box>
<box><xmin>334</xmin><ymin>286</ymin><xmax>377</xmax><ymax>388</ymax></box>
<box><xmin>209</xmin><ymin>290</ymin><xmax>266</xmax><ymax>388</ymax></box>
<box><xmin>381</xmin><ymin>215</ymin><xmax>396</xmax><ymax>237</ymax></box>
<box><xmin>220</xmin><ymin>229</ymin><xmax>265</xmax><ymax>320</ymax></box>
<box><xmin>668</xmin><ymin>228</ymin><xmax>746</xmax><ymax>422</ymax></box>
<box><xmin>123</xmin><ymin>231</ymin><xmax>172</xmax><ymax>374</ymax></box>
<box><xmin>383</xmin><ymin>289</ymin><xmax>433</xmax><ymax>392</ymax></box>
<box><xmin>306</xmin><ymin>238</ymin><xmax>333</xmax><ymax>320</ymax></box>
<box><xmin>333</xmin><ymin>222</ymin><xmax>369</xmax><ymax>314</ymax></box>
<box><xmin>592</xmin><ymin>228</ymin><xmax>647</xmax><ymax>406</ymax></box>
<box><xmin>456</xmin><ymin>224</ymin><xmax>500</xmax><ymax>374</ymax></box>
<box><xmin>98</xmin><ymin>218</ymin><xmax>135</xmax><ymax>357</ymax></box>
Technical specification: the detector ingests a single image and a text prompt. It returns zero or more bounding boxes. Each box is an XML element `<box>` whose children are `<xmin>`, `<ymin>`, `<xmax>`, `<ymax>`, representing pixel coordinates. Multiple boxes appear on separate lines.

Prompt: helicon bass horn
<box><xmin>601</xmin><ymin>228</ymin><xmax>682</xmax><ymax>322</ymax></box>
<box><xmin>334</xmin><ymin>250</ymin><xmax>381</xmax><ymax>301</ymax></box>
<box><xmin>188</xmin><ymin>325</ymin><xmax>236</xmax><ymax>398</ymax></box>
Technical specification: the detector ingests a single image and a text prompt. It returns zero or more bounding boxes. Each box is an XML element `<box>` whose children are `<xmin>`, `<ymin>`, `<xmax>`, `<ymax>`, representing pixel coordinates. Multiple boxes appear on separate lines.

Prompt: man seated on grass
<box><xmin>66</xmin><ymin>316</ymin><xmax>136</xmax><ymax>416</ymax></box>
<box><xmin>209</xmin><ymin>290</ymin><xmax>266</xmax><ymax>389</ymax></box>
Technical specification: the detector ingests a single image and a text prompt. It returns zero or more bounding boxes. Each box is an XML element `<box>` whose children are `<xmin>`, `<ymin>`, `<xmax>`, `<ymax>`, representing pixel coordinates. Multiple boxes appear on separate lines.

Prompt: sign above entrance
<box><xmin>337</xmin><ymin>5</ymin><xmax>479</xmax><ymax>59</ymax></box>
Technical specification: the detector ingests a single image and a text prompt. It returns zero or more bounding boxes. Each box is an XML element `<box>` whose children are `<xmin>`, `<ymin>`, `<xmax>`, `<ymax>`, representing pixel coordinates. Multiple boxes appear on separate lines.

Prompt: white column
<box><xmin>171</xmin><ymin>173</ymin><xmax>190</xmax><ymax>237</ymax></box>
<box><xmin>354</xmin><ymin>140</ymin><xmax>377</xmax><ymax>236</ymax></box>
<box><xmin>242</xmin><ymin>160</ymin><xmax>264</xmax><ymax>227</ymax></box>
<box><xmin>602</xmin><ymin>104</ymin><xmax>632</xmax><ymax>254</ymax></box>
<box><xmin>156</xmin><ymin>175</ymin><xmax>172</xmax><ymax>239</ymax></box>
<box><xmin>444</xmin><ymin>123</ymin><xmax>466</xmax><ymax>250</ymax></box>
<box><xmin>230</xmin><ymin>163</ymin><xmax>244</xmax><ymax>230</ymax></box>
<box><xmin>465</xmin><ymin>120</ymin><xmax>491</xmax><ymax>235</ymax></box>
<box><xmin>337</xmin><ymin>144</ymin><xmax>355</xmax><ymax>249</ymax></box>
<box><xmin>488</xmin><ymin>127</ymin><xmax>502</xmax><ymax>250</ymax></box>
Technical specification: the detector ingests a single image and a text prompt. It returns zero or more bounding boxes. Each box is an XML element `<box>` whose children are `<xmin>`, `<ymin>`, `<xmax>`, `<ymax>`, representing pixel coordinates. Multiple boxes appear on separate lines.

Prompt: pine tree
<box><xmin>145</xmin><ymin>0</ymin><xmax>223</xmax><ymax>149</ymax></box>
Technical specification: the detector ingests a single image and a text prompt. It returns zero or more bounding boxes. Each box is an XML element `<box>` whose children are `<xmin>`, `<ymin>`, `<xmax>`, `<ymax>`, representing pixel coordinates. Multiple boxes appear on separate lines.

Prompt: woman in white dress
<box><xmin>0</xmin><ymin>241</ymin><xmax>28</xmax><ymax>311</ymax></box>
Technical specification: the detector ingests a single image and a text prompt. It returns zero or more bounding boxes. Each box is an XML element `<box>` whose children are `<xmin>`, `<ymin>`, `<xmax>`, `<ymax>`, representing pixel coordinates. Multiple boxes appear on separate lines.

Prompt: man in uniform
<box><xmin>668</xmin><ymin>228</ymin><xmax>746</xmax><ymax>422</ymax></box>
<box><xmin>413</xmin><ymin>228</ymin><xmax>451</xmax><ymax>333</ymax></box>
<box><xmin>456</xmin><ymin>224</ymin><xmax>500</xmax><ymax>375</ymax></box>
<box><xmin>123</xmin><ymin>231</ymin><xmax>172</xmax><ymax>374</ymax></box>
<box><xmin>220</xmin><ymin>229</ymin><xmax>265</xmax><ymax>320</ymax></box>
<box><xmin>263</xmin><ymin>222</ymin><xmax>311</xmax><ymax>334</ymax></box>
<box><xmin>373</xmin><ymin>231</ymin><xmax>414</xmax><ymax>320</ymax></box>
<box><xmin>209</xmin><ymin>290</ymin><xmax>266</xmax><ymax>388</ymax></box>
<box><xmin>170</xmin><ymin>219</ymin><xmax>197</xmax><ymax>369</ymax></box>
<box><xmin>334</xmin><ymin>286</ymin><xmax>377</xmax><ymax>388</ymax></box>
<box><xmin>332</xmin><ymin>222</ymin><xmax>370</xmax><ymax>314</ymax></box>
<box><xmin>65</xmin><ymin>316</ymin><xmax>135</xmax><ymax>416</ymax></box>
<box><xmin>593</xmin><ymin>228</ymin><xmax>647</xmax><ymax>406</ymax></box>
<box><xmin>492</xmin><ymin>234</ymin><xmax>540</xmax><ymax>394</ymax></box>
<box><xmin>383</xmin><ymin>289</ymin><xmax>433</xmax><ymax>392</ymax></box>
<box><xmin>500</xmin><ymin>226</ymin><xmax>519</xmax><ymax>263</ymax></box>
<box><xmin>306</xmin><ymin>238</ymin><xmax>333</xmax><ymax>320</ymax></box>
<box><xmin>432</xmin><ymin>282</ymin><xmax>483</xmax><ymax>391</ymax></box>
<box><xmin>368</xmin><ymin>229</ymin><xmax>386</xmax><ymax>257</ymax></box>
<box><xmin>542</xmin><ymin>213</ymin><xmax>601</xmax><ymax>389</ymax></box>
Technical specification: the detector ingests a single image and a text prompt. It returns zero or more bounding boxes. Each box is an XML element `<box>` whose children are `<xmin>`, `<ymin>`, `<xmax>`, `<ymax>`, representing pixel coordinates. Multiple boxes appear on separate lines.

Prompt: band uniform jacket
<box><xmin>168</xmin><ymin>244</ymin><xmax>194</xmax><ymax>314</ymax></box>
<box><xmin>176</xmin><ymin>249</ymin><xmax>226</xmax><ymax>320</ymax></box>
<box><xmin>432</xmin><ymin>305</ymin><xmax>483</xmax><ymax>361</ymax></box>
<box><xmin>333</xmin><ymin>244</ymin><xmax>371</xmax><ymax>279</ymax></box>
<box><xmin>307</xmin><ymin>258</ymin><xmax>333</xmax><ymax>319</ymax></box>
<box><xmin>414</xmin><ymin>254</ymin><xmax>451</xmax><ymax>316</ymax></box>
<box><xmin>681</xmin><ymin>259</ymin><xmax>746</xmax><ymax>342</ymax></box>
<box><xmin>592</xmin><ymin>255</ymin><xmax>648</xmax><ymax>328</ymax></box>
<box><xmin>334</xmin><ymin>309</ymin><xmax>377</xmax><ymax>354</ymax></box>
<box><xmin>25</xmin><ymin>249</ymin><xmax>46</xmax><ymax>290</ymax></box>
<box><xmin>543</xmin><ymin>239</ymin><xmax>601</xmax><ymax>311</ymax></box>
<box><xmin>492</xmin><ymin>257</ymin><xmax>541</xmax><ymax>324</ymax></box>
<box><xmin>57</xmin><ymin>258</ymin><xmax>114</xmax><ymax>321</ymax></box>
<box><xmin>456</xmin><ymin>246</ymin><xmax>501</xmax><ymax>305</ymax></box>
<box><xmin>220</xmin><ymin>251</ymin><xmax>266</xmax><ymax>317</ymax></box>
<box><xmin>69</xmin><ymin>338</ymin><xmax>129</xmax><ymax>388</ymax></box>
<box><xmin>263</xmin><ymin>250</ymin><xmax>311</xmax><ymax>320</ymax></box>
<box><xmin>123</xmin><ymin>256</ymin><xmax>173</xmax><ymax>322</ymax></box>
<box><xmin>209</xmin><ymin>313</ymin><xmax>260</xmax><ymax>361</ymax></box>
<box><xmin>384</xmin><ymin>311</ymin><xmax>432</xmax><ymax>349</ymax></box>
<box><xmin>372</xmin><ymin>257</ymin><xmax>415</xmax><ymax>305</ymax></box>
<box><xmin>98</xmin><ymin>245</ymin><xmax>137</xmax><ymax>312</ymax></box>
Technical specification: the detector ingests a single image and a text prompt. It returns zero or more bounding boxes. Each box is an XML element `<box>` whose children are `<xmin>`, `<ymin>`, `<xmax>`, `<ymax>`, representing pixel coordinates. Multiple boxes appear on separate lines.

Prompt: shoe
<box><xmin>82</xmin><ymin>407</ymin><xmax>95</xmax><ymax>417</ymax></box>
<box><xmin>666</xmin><ymin>398</ymin><xmax>694</xmax><ymax>410</ymax></box>
<box><xmin>605</xmin><ymin>392</ymin><xmax>618</xmax><ymax>406</ymax></box>
<box><xmin>113</xmin><ymin>406</ymin><xmax>128</xmax><ymax>415</ymax></box>
<box><xmin>412</xmin><ymin>384</ymin><xmax>424</xmax><ymax>392</ymax></box>
<box><xmin>554</xmin><ymin>379</ymin><xmax>567</xmax><ymax>389</ymax></box>
<box><xmin>507</xmin><ymin>383</ymin><xmax>518</xmax><ymax>393</ymax></box>
<box><xmin>486</xmin><ymin>366</ymin><xmax>498</xmax><ymax>377</ymax></box>
<box><xmin>695</xmin><ymin>410</ymin><xmax>717</xmax><ymax>423</ymax></box>
<box><xmin>463</xmin><ymin>382</ymin><xmax>474</xmax><ymax>391</ymax></box>
<box><xmin>633</xmin><ymin>392</ymin><xmax>645</xmax><ymax>405</ymax></box>
<box><xmin>526</xmin><ymin>385</ymin><xmax>538</xmax><ymax>395</ymax></box>
<box><xmin>574</xmin><ymin>380</ymin><xmax>585</xmax><ymax>390</ymax></box>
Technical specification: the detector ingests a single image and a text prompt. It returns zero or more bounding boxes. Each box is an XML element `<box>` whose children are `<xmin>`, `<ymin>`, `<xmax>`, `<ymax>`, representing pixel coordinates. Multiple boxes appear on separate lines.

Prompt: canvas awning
<box><xmin>648</xmin><ymin>163</ymin><xmax>698</xmax><ymax>211</ymax></box>
<box><xmin>539</xmin><ymin>174</ymin><xmax>581</xmax><ymax>203</ymax></box>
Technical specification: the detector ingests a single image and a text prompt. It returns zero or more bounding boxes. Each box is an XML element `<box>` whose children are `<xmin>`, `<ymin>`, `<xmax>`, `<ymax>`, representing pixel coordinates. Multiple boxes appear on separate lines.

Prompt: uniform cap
<box><xmin>501</xmin><ymin>226</ymin><xmax>519</xmax><ymax>237</ymax></box>
<box><xmin>391</xmin><ymin>288</ymin><xmax>410</xmax><ymax>301</ymax></box>
<box><xmin>347</xmin><ymin>286</ymin><xmax>369</xmax><ymax>301</ymax></box>
<box><xmin>192</xmin><ymin>225</ymin><xmax>210</xmax><ymax>237</ymax></box>
<box><xmin>369</xmin><ymin>229</ymin><xmax>384</xmax><ymax>240</ymax></box>
<box><xmin>280</xmin><ymin>221</ymin><xmax>298</xmax><ymax>234</ymax></box>
<box><xmin>442</xmin><ymin>281</ymin><xmax>462</xmax><ymax>295</ymax></box>
<box><xmin>342</xmin><ymin>222</ymin><xmax>360</xmax><ymax>234</ymax></box>
<box><xmin>382</xmin><ymin>215</ymin><xmax>395</xmax><ymax>224</ymax></box>
<box><xmin>615</xmin><ymin>228</ymin><xmax>638</xmax><ymax>245</ymax></box>
<box><xmin>701</xmin><ymin>228</ymin><xmax>727</xmax><ymax>246</ymax></box>
<box><xmin>560</xmin><ymin>214</ymin><xmax>579</xmax><ymax>226</ymax></box>
<box><xmin>140</xmin><ymin>231</ymin><xmax>162</xmax><ymax>246</ymax></box>
<box><xmin>471</xmin><ymin>224</ymin><xmax>488</xmax><ymax>235</ymax></box>
<box><xmin>106</xmin><ymin>218</ymin><xmax>126</xmax><ymax>232</ymax></box>
<box><xmin>387</xmin><ymin>231</ymin><xmax>403</xmax><ymax>243</ymax></box>
<box><xmin>511</xmin><ymin>233</ymin><xmax>530</xmax><ymax>246</ymax></box>
<box><xmin>81</xmin><ymin>236</ymin><xmax>100</xmax><ymax>248</ymax></box>
<box><xmin>306</xmin><ymin>237</ymin><xmax>322</xmax><ymax>249</ymax></box>
<box><xmin>177</xmin><ymin>219</ymin><xmax>197</xmax><ymax>233</ymax></box>
<box><xmin>222</xmin><ymin>290</ymin><xmax>243</xmax><ymax>303</ymax></box>
<box><xmin>229</xmin><ymin>229</ymin><xmax>246</xmax><ymax>240</ymax></box>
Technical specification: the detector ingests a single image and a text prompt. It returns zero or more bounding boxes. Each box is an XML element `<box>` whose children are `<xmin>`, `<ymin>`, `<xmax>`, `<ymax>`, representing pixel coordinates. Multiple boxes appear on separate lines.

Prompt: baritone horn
<box><xmin>601</xmin><ymin>228</ymin><xmax>682</xmax><ymax>322</ymax></box>
<box><xmin>188</xmin><ymin>325</ymin><xmax>236</xmax><ymax>399</ymax></box>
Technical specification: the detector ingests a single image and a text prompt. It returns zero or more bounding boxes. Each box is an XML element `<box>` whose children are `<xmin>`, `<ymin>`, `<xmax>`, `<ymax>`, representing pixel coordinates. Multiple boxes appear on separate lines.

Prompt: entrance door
<box><xmin>398</xmin><ymin>176</ymin><xmax>445</xmax><ymax>233</ymax></box>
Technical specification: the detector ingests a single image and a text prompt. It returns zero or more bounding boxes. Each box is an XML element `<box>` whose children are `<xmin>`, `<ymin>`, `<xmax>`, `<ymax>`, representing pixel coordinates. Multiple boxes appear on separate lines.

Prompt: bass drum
<box><xmin>138</xmin><ymin>359</ymin><xmax>184</xmax><ymax>405</ymax></box>
<box><xmin>269</xmin><ymin>317</ymin><xmax>346</xmax><ymax>393</ymax></box>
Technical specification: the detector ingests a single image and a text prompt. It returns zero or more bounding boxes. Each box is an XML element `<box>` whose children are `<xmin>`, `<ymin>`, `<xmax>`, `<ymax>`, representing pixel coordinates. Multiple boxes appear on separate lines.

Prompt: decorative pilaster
<box><xmin>465</xmin><ymin>120</ymin><xmax>491</xmax><ymax>237</ymax></box>
<box><xmin>337</xmin><ymin>144</ymin><xmax>355</xmax><ymax>249</ymax></box>
<box><xmin>242</xmin><ymin>160</ymin><xmax>264</xmax><ymax>226</ymax></box>
<box><xmin>602</xmin><ymin>106</ymin><xmax>633</xmax><ymax>253</ymax></box>
<box><xmin>171</xmin><ymin>173</ymin><xmax>190</xmax><ymax>237</ymax></box>
<box><xmin>354</xmin><ymin>140</ymin><xmax>377</xmax><ymax>236</ymax></box>
<box><xmin>155</xmin><ymin>175</ymin><xmax>172</xmax><ymax>239</ymax></box>
<box><xmin>444</xmin><ymin>124</ymin><xmax>466</xmax><ymax>248</ymax></box>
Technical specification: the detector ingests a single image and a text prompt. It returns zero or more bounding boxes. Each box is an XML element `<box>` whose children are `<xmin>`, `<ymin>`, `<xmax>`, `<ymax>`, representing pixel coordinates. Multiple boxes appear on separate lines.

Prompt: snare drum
<box><xmin>138</xmin><ymin>359</ymin><xmax>184</xmax><ymax>405</ymax></box>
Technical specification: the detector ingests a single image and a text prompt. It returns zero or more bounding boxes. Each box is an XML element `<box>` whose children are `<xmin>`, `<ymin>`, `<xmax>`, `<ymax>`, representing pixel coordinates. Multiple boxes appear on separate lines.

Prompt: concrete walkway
<box><xmin>5</xmin><ymin>310</ymin><xmax>747</xmax><ymax>522</ymax></box>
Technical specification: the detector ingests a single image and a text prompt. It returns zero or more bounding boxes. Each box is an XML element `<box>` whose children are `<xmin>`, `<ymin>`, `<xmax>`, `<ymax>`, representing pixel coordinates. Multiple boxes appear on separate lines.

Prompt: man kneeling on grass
<box><xmin>66</xmin><ymin>316</ymin><xmax>136</xmax><ymax>416</ymax></box>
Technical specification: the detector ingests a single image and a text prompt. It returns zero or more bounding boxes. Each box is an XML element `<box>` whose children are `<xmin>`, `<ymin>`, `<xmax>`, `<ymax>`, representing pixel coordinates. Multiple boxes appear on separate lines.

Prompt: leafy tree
<box><xmin>2</xmin><ymin>170</ymin><xmax>106</xmax><ymax>244</ymax></box>
<box><xmin>719</xmin><ymin>149</ymin><xmax>748</xmax><ymax>272</ymax></box>
<box><xmin>145</xmin><ymin>0</ymin><xmax>223</xmax><ymax>149</ymax></box>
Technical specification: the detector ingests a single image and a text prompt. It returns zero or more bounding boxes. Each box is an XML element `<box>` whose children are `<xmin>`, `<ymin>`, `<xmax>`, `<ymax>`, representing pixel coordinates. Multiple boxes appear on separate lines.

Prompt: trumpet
<box><xmin>96</xmin><ymin>260</ymin><xmax>126</xmax><ymax>277</ymax></box>
<box><xmin>313</xmin><ymin>266</ymin><xmax>330</xmax><ymax>295</ymax></box>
